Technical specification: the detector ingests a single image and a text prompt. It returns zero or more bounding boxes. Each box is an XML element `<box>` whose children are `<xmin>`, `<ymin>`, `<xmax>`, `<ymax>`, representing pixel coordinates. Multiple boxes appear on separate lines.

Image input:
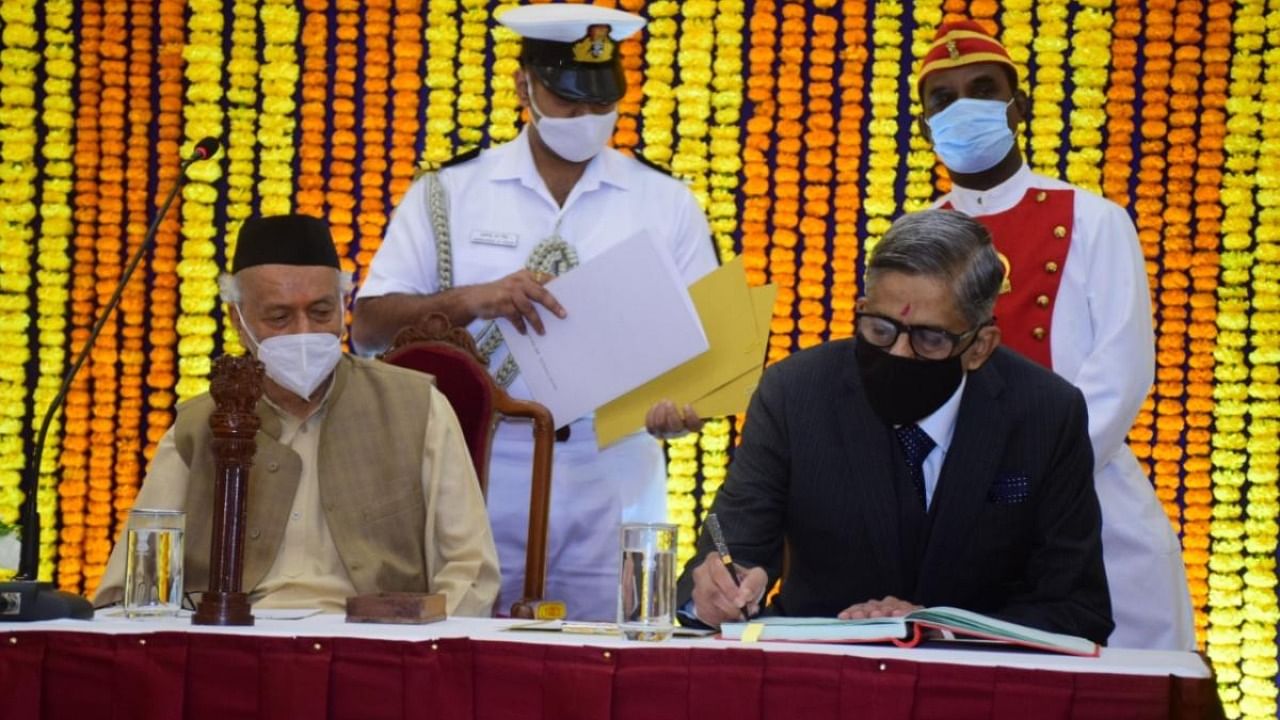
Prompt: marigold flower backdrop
<box><xmin>0</xmin><ymin>0</ymin><xmax>1274</xmax><ymax>713</ymax></box>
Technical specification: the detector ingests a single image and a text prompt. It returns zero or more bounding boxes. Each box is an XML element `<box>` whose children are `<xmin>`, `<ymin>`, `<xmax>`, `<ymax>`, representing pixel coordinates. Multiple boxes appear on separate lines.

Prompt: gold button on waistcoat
<box><xmin>1036</xmin><ymin>191</ymin><xmax>1047</xmax><ymax>202</ymax></box>
<box><xmin>1053</xmin><ymin>225</ymin><xmax>1067</xmax><ymax>238</ymax></box>
<box><xmin>1036</xmin><ymin>294</ymin><xmax>1050</xmax><ymax>308</ymax></box>
<box><xmin>1044</xmin><ymin>261</ymin><xmax>1059</xmax><ymax>274</ymax></box>
<box><xmin>1032</xmin><ymin>327</ymin><xmax>1047</xmax><ymax>340</ymax></box>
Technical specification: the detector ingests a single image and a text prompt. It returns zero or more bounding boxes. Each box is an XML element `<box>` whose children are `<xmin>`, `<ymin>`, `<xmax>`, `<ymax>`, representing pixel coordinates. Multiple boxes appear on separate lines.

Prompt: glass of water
<box><xmin>123</xmin><ymin>509</ymin><xmax>185</xmax><ymax>618</ymax></box>
<box><xmin>618</xmin><ymin>523</ymin><xmax>677</xmax><ymax>641</ymax></box>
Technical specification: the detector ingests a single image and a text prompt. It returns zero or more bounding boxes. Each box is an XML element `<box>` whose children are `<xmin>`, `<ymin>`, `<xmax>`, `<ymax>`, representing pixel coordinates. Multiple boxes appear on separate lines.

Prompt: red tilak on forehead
<box><xmin>900</xmin><ymin>303</ymin><xmax>912</xmax><ymax>317</ymax></box>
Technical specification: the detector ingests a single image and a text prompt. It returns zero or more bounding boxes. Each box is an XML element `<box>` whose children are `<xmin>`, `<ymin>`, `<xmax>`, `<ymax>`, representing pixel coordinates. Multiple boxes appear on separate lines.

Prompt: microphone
<box><xmin>0</xmin><ymin>136</ymin><xmax>220</xmax><ymax>621</ymax></box>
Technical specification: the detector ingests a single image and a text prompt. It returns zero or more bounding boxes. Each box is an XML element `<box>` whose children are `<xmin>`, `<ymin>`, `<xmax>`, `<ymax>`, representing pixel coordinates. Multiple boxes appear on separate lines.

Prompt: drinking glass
<box><xmin>617</xmin><ymin>523</ymin><xmax>677</xmax><ymax>641</ymax></box>
<box><xmin>123</xmin><ymin>509</ymin><xmax>185</xmax><ymax>618</ymax></box>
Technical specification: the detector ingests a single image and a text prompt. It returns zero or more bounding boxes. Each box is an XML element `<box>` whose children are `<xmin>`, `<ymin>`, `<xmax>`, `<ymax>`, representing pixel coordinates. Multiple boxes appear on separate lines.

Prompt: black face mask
<box><xmin>854</xmin><ymin>339</ymin><xmax>964</xmax><ymax>426</ymax></box>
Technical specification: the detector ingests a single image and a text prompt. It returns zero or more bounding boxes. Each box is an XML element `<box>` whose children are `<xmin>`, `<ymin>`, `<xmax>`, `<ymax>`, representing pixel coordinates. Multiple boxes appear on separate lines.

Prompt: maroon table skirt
<box><xmin>0</xmin><ymin>630</ymin><xmax>1222</xmax><ymax>719</ymax></box>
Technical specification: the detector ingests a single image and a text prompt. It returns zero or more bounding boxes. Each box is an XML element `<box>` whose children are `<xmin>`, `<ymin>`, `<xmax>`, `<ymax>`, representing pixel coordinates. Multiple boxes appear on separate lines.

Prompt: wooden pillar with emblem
<box><xmin>193</xmin><ymin>354</ymin><xmax>265</xmax><ymax>626</ymax></box>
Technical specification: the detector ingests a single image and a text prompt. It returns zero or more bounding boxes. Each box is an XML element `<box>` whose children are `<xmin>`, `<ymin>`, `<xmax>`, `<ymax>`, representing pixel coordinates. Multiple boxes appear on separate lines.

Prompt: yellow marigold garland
<box><xmin>904</xmin><ymin>0</ymin><xmax>941</xmax><ymax>207</ymax></box>
<box><xmin>487</xmin><ymin>0</ymin><xmax>521</xmax><ymax>146</ymax></box>
<box><xmin>32</xmin><ymin>0</ymin><xmax>75</xmax><ymax>582</ymax></box>
<box><xmin>259</xmin><ymin>0</ymin><xmax>299</xmax><ymax>218</ymax></box>
<box><xmin>640</xmin><ymin>0</ymin><xmax>677</xmax><ymax>167</ymax></box>
<box><xmin>175</xmin><ymin>0</ymin><xmax>223</xmax><ymax>401</ymax></box>
<box><xmin>423</xmin><ymin>0</ymin><xmax>460</xmax><ymax>166</ymax></box>
<box><xmin>221</xmin><ymin>0</ymin><xmax>260</xmax><ymax>356</ymax></box>
<box><xmin>672</xmin><ymin>0</ymin><xmax>714</xmax><ymax>203</ymax></box>
<box><xmin>709</xmin><ymin>0</ymin><xmax>744</xmax><ymax>261</ymax></box>
<box><xmin>0</xmin><ymin>0</ymin><xmax>38</xmax><ymax>577</ymax></box>
<box><xmin>1064</xmin><ymin>3</ymin><xmax>1110</xmax><ymax>195</ymax></box>
<box><xmin>862</xmin><ymin>0</ymin><xmax>903</xmax><ymax>251</ymax></box>
<box><xmin>1028</xmin><ymin>0</ymin><xmax>1067</xmax><ymax>177</ymax></box>
<box><xmin>1238</xmin><ymin>2</ymin><xmax>1280</xmax><ymax>713</ymax></box>
<box><xmin>457</xmin><ymin>0</ymin><xmax>489</xmax><ymax>149</ymax></box>
<box><xmin>1209</xmin><ymin>0</ymin><xmax>1260</xmax><ymax>710</ymax></box>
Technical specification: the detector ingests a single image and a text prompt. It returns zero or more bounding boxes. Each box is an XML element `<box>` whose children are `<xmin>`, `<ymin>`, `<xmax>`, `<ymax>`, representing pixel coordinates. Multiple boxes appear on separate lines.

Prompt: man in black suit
<box><xmin>677</xmin><ymin>209</ymin><xmax>1113</xmax><ymax>644</ymax></box>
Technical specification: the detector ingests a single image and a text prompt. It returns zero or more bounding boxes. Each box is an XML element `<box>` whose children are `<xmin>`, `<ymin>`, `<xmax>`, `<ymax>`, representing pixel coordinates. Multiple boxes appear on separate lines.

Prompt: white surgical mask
<box><xmin>926</xmin><ymin>98</ymin><xmax>1016</xmax><ymax>174</ymax></box>
<box><xmin>527</xmin><ymin>77</ymin><xmax>617</xmax><ymax>163</ymax></box>
<box><xmin>236</xmin><ymin>306</ymin><xmax>343</xmax><ymax>400</ymax></box>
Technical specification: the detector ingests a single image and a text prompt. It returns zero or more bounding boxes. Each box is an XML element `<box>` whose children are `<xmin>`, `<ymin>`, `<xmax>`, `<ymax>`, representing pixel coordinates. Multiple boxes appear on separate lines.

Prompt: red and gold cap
<box><xmin>917</xmin><ymin>21</ymin><xmax>1018</xmax><ymax>99</ymax></box>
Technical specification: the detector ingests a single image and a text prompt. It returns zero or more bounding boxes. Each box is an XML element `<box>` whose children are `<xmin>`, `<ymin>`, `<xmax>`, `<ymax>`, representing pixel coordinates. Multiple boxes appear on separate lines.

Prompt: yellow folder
<box><xmin>595</xmin><ymin>258</ymin><xmax>775</xmax><ymax>448</ymax></box>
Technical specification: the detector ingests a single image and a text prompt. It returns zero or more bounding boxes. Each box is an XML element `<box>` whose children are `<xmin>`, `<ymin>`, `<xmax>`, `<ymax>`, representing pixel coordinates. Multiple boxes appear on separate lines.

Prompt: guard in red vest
<box><xmin>917</xmin><ymin>20</ymin><xmax>1194</xmax><ymax>651</ymax></box>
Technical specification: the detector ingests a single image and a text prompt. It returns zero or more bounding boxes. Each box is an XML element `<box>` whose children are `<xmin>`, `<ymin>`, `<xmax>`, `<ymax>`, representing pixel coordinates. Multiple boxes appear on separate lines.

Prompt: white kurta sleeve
<box><xmin>419</xmin><ymin>386</ymin><xmax>501</xmax><ymax>616</ymax></box>
<box><xmin>359</xmin><ymin>177</ymin><xmax>441</xmax><ymax>299</ymax></box>
<box><xmin>93</xmin><ymin>427</ymin><xmax>193</xmax><ymax>606</ymax></box>
<box><xmin>1066</xmin><ymin>201</ymin><xmax>1156</xmax><ymax>467</ymax></box>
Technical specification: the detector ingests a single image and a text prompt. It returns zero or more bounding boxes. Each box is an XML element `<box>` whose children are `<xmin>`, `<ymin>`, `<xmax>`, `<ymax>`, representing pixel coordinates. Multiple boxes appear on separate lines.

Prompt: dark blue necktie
<box><xmin>895</xmin><ymin>423</ymin><xmax>936</xmax><ymax>508</ymax></box>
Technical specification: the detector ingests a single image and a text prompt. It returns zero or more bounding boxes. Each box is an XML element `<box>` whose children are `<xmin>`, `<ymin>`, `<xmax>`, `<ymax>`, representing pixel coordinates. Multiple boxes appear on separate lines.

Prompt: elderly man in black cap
<box><xmin>96</xmin><ymin>214</ymin><xmax>500</xmax><ymax>615</ymax></box>
<box><xmin>352</xmin><ymin>4</ymin><xmax>719</xmax><ymax>620</ymax></box>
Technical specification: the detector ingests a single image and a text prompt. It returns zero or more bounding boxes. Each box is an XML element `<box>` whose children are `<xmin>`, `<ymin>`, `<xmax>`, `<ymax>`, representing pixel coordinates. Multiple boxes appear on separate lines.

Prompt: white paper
<box><xmin>497</xmin><ymin>232</ymin><xmax>708</xmax><ymax>427</ymax></box>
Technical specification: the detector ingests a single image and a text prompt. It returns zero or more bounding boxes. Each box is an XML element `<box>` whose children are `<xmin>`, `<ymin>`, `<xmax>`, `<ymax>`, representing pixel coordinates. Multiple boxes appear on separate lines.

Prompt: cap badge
<box><xmin>572</xmin><ymin>24</ymin><xmax>615</xmax><ymax>63</ymax></box>
<box><xmin>946</xmin><ymin>39</ymin><xmax>960</xmax><ymax>59</ymax></box>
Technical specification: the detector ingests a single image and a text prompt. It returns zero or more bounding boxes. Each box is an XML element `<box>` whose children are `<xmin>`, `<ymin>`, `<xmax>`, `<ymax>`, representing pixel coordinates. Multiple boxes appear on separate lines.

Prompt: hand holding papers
<box><xmin>496</xmin><ymin>232</ymin><xmax>709</xmax><ymax>428</ymax></box>
<box><xmin>595</xmin><ymin>258</ymin><xmax>777</xmax><ymax>447</ymax></box>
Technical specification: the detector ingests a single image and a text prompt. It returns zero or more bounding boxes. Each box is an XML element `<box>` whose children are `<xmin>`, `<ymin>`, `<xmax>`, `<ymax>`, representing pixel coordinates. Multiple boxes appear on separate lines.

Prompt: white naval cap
<box><xmin>499</xmin><ymin>4</ymin><xmax>647</xmax><ymax>103</ymax></box>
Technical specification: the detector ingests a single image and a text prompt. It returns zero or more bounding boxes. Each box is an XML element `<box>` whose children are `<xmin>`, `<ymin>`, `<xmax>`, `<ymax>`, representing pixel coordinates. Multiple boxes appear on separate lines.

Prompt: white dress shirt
<box><xmin>911</xmin><ymin>374</ymin><xmax>966</xmax><ymax>510</ymax></box>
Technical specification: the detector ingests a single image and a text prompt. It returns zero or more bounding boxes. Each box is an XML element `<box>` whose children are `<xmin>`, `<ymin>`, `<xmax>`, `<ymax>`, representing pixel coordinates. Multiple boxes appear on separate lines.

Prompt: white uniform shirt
<box><xmin>360</xmin><ymin>128</ymin><xmax>718</xmax><ymax>620</ymax></box>
<box><xmin>938</xmin><ymin>165</ymin><xmax>1195</xmax><ymax>650</ymax></box>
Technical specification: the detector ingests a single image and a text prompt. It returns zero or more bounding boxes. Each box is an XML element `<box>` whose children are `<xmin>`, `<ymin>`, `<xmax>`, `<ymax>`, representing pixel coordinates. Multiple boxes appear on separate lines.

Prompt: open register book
<box><xmin>720</xmin><ymin>606</ymin><xmax>1099</xmax><ymax>657</ymax></box>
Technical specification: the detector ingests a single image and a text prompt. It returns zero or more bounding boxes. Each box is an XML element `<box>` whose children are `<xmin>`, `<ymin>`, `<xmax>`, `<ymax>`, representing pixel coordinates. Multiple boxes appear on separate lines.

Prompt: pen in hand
<box><xmin>705</xmin><ymin>513</ymin><xmax>752</xmax><ymax>619</ymax></box>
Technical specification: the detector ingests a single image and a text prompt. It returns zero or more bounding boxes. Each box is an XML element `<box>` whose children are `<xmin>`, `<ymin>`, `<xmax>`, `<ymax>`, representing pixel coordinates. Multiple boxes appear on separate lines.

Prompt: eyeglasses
<box><xmin>856</xmin><ymin>312</ymin><xmax>990</xmax><ymax>360</ymax></box>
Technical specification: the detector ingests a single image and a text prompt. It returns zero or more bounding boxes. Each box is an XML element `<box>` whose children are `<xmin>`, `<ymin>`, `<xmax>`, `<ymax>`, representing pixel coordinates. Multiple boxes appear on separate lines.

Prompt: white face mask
<box><xmin>236</xmin><ymin>306</ymin><xmax>343</xmax><ymax>400</ymax></box>
<box><xmin>527</xmin><ymin>77</ymin><xmax>617</xmax><ymax>163</ymax></box>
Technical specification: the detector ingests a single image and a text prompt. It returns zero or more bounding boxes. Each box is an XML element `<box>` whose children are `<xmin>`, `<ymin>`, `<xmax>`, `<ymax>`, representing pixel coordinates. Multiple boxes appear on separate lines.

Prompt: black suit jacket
<box><xmin>677</xmin><ymin>341</ymin><xmax>1114</xmax><ymax>644</ymax></box>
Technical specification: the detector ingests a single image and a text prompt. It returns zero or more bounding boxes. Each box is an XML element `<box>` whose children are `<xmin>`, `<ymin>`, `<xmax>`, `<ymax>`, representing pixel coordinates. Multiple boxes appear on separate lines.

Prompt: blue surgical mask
<box><xmin>926</xmin><ymin>98</ymin><xmax>1015</xmax><ymax>174</ymax></box>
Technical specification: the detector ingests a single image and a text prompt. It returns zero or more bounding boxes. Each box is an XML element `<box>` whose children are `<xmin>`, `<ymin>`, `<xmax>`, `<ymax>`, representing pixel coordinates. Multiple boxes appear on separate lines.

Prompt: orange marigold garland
<box><xmin>297</xmin><ymin>0</ymin><xmax>328</xmax><ymax>216</ymax></box>
<box><xmin>390</xmin><ymin>0</ymin><xmax>425</xmax><ymax>204</ymax></box>
<box><xmin>356</xmin><ymin>0</ymin><xmax>393</xmax><ymax>279</ymax></box>
<box><xmin>144</xmin><ymin>0</ymin><xmax>185</xmax><ymax>461</ymax></box>
<box><xmin>1180</xmin><ymin>0</ymin><xmax>1231</xmax><ymax>648</ymax></box>
<box><xmin>60</xmin><ymin>0</ymin><xmax>104</xmax><ymax>593</ymax></box>
<box><xmin>612</xmin><ymin>0</ymin><xmax>647</xmax><ymax>152</ymax></box>
<box><xmin>329</xmin><ymin>0</ymin><xmax>359</xmax><ymax>273</ymax></box>
<box><xmin>1102</xmin><ymin>0</ymin><xmax>1139</xmax><ymax>207</ymax></box>
<box><xmin>829</xmin><ymin>0</ymin><xmax>867</xmax><ymax>341</ymax></box>
<box><xmin>766</xmin><ymin>2</ymin><xmax>804</xmax><ymax>361</ymax></box>
<box><xmin>111</xmin><ymin>0</ymin><xmax>154</xmax><ymax>552</ymax></box>
<box><xmin>796</xmin><ymin>9</ymin><xmax>837</xmax><ymax>350</ymax></box>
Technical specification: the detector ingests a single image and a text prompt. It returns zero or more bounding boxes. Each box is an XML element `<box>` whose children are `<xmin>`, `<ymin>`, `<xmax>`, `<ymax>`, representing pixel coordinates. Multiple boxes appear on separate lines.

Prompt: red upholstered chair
<box><xmin>381</xmin><ymin>313</ymin><xmax>555</xmax><ymax>617</ymax></box>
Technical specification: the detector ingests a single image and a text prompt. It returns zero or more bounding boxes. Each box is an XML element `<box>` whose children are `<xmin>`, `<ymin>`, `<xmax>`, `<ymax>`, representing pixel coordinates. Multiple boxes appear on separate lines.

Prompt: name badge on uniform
<box><xmin>470</xmin><ymin>230</ymin><xmax>519</xmax><ymax>248</ymax></box>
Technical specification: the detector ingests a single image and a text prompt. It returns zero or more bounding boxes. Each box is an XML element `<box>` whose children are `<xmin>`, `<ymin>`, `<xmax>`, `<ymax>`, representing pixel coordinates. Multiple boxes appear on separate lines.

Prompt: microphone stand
<box><xmin>0</xmin><ymin>143</ymin><xmax>215</xmax><ymax>621</ymax></box>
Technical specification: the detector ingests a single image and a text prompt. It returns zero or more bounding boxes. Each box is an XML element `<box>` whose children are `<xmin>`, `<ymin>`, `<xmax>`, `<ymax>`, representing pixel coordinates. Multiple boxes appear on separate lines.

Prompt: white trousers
<box><xmin>486</xmin><ymin>420</ymin><xmax>667</xmax><ymax>621</ymax></box>
<box><xmin>1100</xmin><ymin>451</ymin><xmax>1196</xmax><ymax>650</ymax></box>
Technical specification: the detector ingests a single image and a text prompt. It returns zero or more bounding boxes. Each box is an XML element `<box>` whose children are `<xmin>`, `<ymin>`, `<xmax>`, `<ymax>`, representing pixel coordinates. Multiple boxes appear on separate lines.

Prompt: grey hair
<box><xmin>217</xmin><ymin>269</ymin><xmax>355</xmax><ymax>304</ymax></box>
<box><xmin>865</xmin><ymin>209</ymin><xmax>1004</xmax><ymax>326</ymax></box>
